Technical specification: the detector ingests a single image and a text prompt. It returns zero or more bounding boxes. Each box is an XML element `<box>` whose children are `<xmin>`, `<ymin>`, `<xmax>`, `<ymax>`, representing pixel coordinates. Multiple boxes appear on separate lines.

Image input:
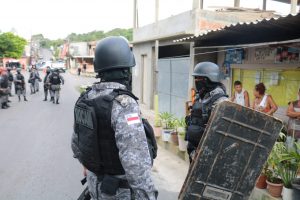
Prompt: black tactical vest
<box><xmin>72</xmin><ymin>88</ymin><xmax>157</xmax><ymax>175</ymax></box>
<box><xmin>15</xmin><ymin>74</ymin><xmax>24</xmax><ymax>86</ymax></box>
<box><xmin>0</xmin><ymin>75</ymin><xmax>9</xmax><ymax>88</ymax></box>
<box><xmin>50</xmin><ymin>74</ymin><xmax>61</xmax><ymax>85</ymax></box>
<box><xmin>186</xmin><ymin>87</ymin><xmax>227</xmax><ymax>147</ymax></box>
<box><xmin>73</xmin><ymin>88</ymin><xmax>125</xmax><ymax>175</ymax></box>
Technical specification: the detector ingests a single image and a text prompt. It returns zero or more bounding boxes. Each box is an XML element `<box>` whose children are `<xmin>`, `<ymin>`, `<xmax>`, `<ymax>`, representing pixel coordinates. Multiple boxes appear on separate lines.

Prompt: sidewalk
<box><xmin>152</xmin><ymin>145</ymin><xmax>189</xmax><ymax>200</ymax></box>
<box><xmin>69</xmin><ymin>68</ymin><xmax>96</xmax><ymax>78</ymax></box>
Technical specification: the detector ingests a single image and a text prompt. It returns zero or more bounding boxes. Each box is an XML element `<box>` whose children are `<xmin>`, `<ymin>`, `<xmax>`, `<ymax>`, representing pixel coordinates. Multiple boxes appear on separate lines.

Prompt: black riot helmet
<box><xmin>93</xmin><ymin>36</ymin><xmax>135</xmax><ymax>73</ymax></box>
<box><xmin>192</xmin><ymin>62</ymin><xmax>221</xmax><ymax>82</ymax></box>
<box><xmin>192</xmin><ymin>62</ymin><xmax>222</xmax><ymax>98</ymax></box>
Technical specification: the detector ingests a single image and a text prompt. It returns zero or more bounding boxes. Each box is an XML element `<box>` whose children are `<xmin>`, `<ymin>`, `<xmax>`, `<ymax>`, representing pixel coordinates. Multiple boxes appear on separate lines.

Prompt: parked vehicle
<box><xmin>51</xmin><ymin>61</ymin><xmax>66</xmax><ymax>73</ymax></box>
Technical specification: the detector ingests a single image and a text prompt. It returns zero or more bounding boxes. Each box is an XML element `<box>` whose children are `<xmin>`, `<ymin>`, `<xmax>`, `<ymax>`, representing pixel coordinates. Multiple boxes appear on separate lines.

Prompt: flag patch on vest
<box><xmin>125</xmin><ymin>113</ymin><xmax>141</xmax><ymax>125</ymax></box>
<box><xmin>74</xmin><ymin>106</ymin><xmax>94</xmax><ymax>130</ymax></box>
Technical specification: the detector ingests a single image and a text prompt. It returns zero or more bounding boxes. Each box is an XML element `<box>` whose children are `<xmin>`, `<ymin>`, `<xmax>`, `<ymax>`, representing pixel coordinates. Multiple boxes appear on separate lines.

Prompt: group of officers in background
<box><xmin>0</xmin><ymin>65</ymin><xmax>64</xmax><ymax>109</ymax></box>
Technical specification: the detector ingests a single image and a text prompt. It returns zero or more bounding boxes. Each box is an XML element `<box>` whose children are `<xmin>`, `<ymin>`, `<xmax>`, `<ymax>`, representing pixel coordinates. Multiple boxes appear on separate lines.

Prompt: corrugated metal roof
<box><xmin>174</xmin><ymin>13</ymin><xmax>300</xmax><ymax>46</ymax></box>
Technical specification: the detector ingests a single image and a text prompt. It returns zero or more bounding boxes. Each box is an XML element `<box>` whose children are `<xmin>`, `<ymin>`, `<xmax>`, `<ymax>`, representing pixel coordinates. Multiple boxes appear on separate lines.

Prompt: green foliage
<box><xmin>66</xmin><ymin>28</ymin><xmax>133</xmax><ymax>42</ymax></box>
<box><xmin>267</xmin><ymin>141</ymin><xmax>299</xmax><ymax>186</ymax></box>
<box><xmin>0</xmin><ymin>32</ymin><xmax>27</xmax><ymax>58</ymax></box>
<box><xmin>267</xmin><ymin>142</ymin><xmax>285</xmax><ymax>183</ymax></box>
<box><xmin>159</xmin><ymin>112</ymin><xmax>174</xmax><ymax>129</ymax></box>
<box><xmin>32</xmin><ymin>34</ymin><xmax>64</xmax><ymax>50</ymax></box>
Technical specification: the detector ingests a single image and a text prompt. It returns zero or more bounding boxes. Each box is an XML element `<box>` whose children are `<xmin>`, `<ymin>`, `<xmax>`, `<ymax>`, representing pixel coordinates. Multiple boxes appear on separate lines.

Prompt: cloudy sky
<box><xmin>0</xmin><ymin>0</ymin><xmax>297</xmax><ymax>40</ymax></box>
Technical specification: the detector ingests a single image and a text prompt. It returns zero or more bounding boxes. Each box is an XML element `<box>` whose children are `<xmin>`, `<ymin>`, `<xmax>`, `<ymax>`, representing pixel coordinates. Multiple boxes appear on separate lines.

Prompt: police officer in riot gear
<box><xmin>48</xmin><ymin>68</ymin><xmax>64</xmax><ymax>104</ymax></box>
<box><xmin>0</xmin><ymin>67</ymin><xmax>10</xmax><ymax>109</ymax></box>
<box><xmin>14</xmin><ymin>69</ymin><xmax>27</xmax><ymax>102</ymax></box>
<box><xmin>72</xmin><ymin>36</ymin><xmax>157</xmax><ymax>200</ymax></box>
<box><xmin>7</xmin><ymin>67</ymin><xmax>14</xmax><ymax>97</ymax></box>
<box><xmin>43</xmin><ymin>68</ymin><xmax>51</xmax><ymax>101</ymax></box>
<box><xmin>186</xmin><ymin>62</ymin><xmax>228</xmax><ymax>163</ymax></box>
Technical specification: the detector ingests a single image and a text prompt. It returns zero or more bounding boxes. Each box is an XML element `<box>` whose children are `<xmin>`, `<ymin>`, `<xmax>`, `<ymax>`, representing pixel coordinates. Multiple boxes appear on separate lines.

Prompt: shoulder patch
<box><xmin>125</xmin><ymin>113</ymin><xmax>141</xmax><ymax>125</ymax></box>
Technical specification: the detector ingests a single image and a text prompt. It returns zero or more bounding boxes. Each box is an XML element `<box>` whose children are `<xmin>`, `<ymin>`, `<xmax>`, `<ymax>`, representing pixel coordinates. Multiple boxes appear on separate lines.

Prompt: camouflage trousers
<box><xmin>86</xmin><ymin>171</ymin><xmax>131</xmax><ymax>200</ymax></box>
<box><xmin>50</xmin><ymin>85</ymin><xmax>61</xmax><ymax>101</ymax></box>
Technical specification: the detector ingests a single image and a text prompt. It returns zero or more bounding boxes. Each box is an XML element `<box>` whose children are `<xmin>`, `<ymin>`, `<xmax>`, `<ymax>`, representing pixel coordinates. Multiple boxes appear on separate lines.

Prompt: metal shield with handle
<box><xmin>179</xmin><ymin>101</ymin><xmax>283</xmax><ymax>200</ymax></box>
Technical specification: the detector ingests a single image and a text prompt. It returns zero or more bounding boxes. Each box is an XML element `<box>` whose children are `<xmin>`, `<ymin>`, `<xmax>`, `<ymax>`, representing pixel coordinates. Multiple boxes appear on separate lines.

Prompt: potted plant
<box><xmin>266</xmin><ymin>142</ymin><xmax>284</xmax><ymax>198</ymax></box>
<box><xmin>256</xmin><ymin>163</ymin><xmax>271</xmax><ymax>189</ymax></box>
<box><xmin>159</xmin><ymin>112</ymin><xmax>174</xmax><ymax>142</ymax></box>
<box><xmin>281</xmin><ymin>141</ymin><xmax>300</xmax><ymax>200</ymax></box>
<box><xmin>170</xmin><ymin>118</ymin><xmax>179</xmax><ymax>145</ymax></box>
<box><xmin>153</xmin><ymin>119</ymin><xmax>162</xmax><ymax>138</ymax></box>
<box><xmin>177</xmin><ymin>118</ymin><xmax>187</xmax><ymax>151</ymax></box>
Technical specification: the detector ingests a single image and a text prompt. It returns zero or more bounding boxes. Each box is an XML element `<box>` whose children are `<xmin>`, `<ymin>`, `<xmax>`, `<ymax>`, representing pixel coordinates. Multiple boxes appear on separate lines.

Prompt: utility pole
<box><xmin>155</xmin><ymin>0</ymin><xmax>159</xmax><ymax>23</ymax></box>
<box><xmin>234</xmin><ymin>0</ymin><xmax>240</xmax><ymax>8</ymax></box>
<box><xmin>133</xmin><ymin>0</ymin><xmax>137</xmax><ymax>28</ymax></box>
<box><xmin>193</xmin><ymin>0</ymin><xmax>203</xmax><ymax>10</ymax></box>
<box><xmin>262</xmin><ymin>0</ymin><xmax>267</xmax><ymax>11</ymax></box>
<box><xmin>291</xmin><ymin>0</ymin><xmax>298</xmax><ymax>14</ymax></box>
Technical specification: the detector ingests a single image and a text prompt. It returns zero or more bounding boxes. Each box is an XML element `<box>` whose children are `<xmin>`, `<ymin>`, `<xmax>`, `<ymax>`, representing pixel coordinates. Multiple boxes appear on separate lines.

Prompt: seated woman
<box><xmin>286</xmin><ymin>88</ymin><xmax>300</xmax><ymax>139</ymax></box>
<box><xmin>252</xmin><ymin>83</ymin><xmax>278</xmax><ymax>116</ymax></box>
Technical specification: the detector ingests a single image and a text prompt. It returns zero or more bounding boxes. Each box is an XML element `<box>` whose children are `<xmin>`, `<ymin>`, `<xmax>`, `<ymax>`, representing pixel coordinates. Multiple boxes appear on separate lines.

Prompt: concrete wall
<box><xmin>133</xmin><ymin>10</ymin><xmax>196</xmax><ymax>43</ymax></box>
<box><xmin>132</xmin><ymin>9</ymin><xmax>279</xmax><ymax>111</ymax></box>
<box><xmin>69</xmin><ymin>42</ymin><xmax>89</xmax><ymax>57</ymax></box>
<box><xmin>132</xmin><ymin>41</ymin><xmax>156</xmax><ymax>109</ymax></box>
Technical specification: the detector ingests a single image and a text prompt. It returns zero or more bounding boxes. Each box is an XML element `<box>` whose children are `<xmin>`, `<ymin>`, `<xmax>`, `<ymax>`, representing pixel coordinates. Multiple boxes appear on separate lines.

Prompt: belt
<box><xmin>97</xmin><ymin>175</ymin><xmax>130</xmax><ymax>189</ymax></box>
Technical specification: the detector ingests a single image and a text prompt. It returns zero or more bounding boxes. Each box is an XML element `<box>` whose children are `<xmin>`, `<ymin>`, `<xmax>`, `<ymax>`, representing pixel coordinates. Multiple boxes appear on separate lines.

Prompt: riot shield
<box><xmin>179</xmin><ymin>101</ymin><xmax>283</xmax><ymax>200</ymax></box>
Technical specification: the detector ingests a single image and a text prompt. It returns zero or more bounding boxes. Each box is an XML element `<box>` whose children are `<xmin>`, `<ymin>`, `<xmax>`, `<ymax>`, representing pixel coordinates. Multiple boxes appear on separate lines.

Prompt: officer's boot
<box><xmin>43</xmin><ymin>95</ymin><xmax>47</xmax><ymax>101</ymax></box>
<box><xmin>18</xmin><ymin>96</ymin><xmax>21</xmax><ymax>102</ymax></box>
<box><xmin>24</xmin><ymin>97</ymin><xmax>28</xmax><ymax>101</ymax></box>
<box><xmin>1</xmin><ymin>103</ymin><xmax>7</xmax><ymax>109</ymax></box>
<box><xmin>56</xmin><ymin>99</ymin><xmax>59</xmax><ymax>104</ymax></box>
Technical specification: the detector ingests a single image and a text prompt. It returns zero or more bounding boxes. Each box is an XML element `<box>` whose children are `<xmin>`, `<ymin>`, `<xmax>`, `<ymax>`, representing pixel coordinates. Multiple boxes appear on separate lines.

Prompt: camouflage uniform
<box><xmin>47</xmin><ymin>72</ymin><xmax>64</xmax><ymax>103</ymax></box>
<box><xmin>84</xmin><ymin>82</ymin><xmax>158</xmax><ymax>200</ymax></box>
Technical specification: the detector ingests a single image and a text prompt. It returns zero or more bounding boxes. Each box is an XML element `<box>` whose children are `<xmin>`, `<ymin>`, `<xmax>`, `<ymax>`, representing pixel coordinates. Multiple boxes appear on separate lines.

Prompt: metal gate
<box><xmin>157</xmin><ymin>57</ymin><xmax>190</xmax><ymax>118</ymax></box>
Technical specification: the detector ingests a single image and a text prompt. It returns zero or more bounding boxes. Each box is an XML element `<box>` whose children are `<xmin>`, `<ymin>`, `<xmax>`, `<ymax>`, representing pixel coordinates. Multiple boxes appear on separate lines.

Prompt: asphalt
<box><xmin>0</xmin><ymin>71</ymin><xmax>188</xmax><ymax>200</ymax></box>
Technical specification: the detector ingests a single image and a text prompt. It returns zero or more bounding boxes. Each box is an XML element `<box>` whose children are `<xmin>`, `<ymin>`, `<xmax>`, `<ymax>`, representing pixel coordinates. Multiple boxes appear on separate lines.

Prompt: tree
<box><xmin>0</xmin><ymin>32</ymin><xmax>27</xmax><ymax>58</ymax></box>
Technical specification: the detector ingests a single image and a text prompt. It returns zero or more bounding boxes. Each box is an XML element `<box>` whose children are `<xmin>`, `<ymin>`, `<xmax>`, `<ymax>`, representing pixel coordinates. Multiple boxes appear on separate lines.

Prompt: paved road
<box><xmin>0</xmin><ymin>71</ymin><xmax>188</xmax><ymax>200</ymax></box>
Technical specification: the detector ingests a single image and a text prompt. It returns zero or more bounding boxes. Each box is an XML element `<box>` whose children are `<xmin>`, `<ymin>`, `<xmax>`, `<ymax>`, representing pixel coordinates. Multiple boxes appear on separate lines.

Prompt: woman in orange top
<box><xmin>252</xmin><ymin>83</ymin><xmax>278</xmax><ymax>116</ymax></box>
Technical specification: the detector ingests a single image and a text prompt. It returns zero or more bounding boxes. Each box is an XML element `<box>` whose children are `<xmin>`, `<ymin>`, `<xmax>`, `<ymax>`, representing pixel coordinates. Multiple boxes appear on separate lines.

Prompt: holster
<box><xmin>99</xmin><ymin>175</ymin><xmax>130</xmax><ymax>196</ymax></box>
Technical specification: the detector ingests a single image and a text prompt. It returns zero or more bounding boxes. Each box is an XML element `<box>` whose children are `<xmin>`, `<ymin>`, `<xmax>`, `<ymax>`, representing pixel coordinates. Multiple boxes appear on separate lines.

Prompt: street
<box><xmin>0</xmin><ymin>71</ymin><xmax>188</xmax><ymax>200</ymax></box>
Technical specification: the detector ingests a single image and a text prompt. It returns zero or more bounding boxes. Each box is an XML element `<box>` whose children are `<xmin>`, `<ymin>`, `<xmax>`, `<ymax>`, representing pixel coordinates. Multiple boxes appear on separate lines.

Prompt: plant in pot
<box><xmin>256</xmin><ymin>163</ymin><xmax>271</xmax><ymax>189</ymax></box>
<box><xmin>170</xmin><ymin>118</ymin><xmax>179</xmax><ymax>146</ymax></box>
<box><xmin>281</xmin><ymin>141</ymin><xmax>300</xmax><ymax>200</ymax></box>
<box><xmin>159</xmin><ymin>112</ymin><xmax>174</xmax><ymax>142</ymax></box>
<box><xmin>177</xmin><ymin>117</ymin><xmax>187</xmax><ymax>152</ymax></box>
<box><xmin>266</xmin><ymin>142</ymin><xmax>284</xmax><ymax>198</ymax></box>
<box><xmin>153</xmin><ymin>119</ymin><xmax>162</xmax><ymax>138</ymax></box>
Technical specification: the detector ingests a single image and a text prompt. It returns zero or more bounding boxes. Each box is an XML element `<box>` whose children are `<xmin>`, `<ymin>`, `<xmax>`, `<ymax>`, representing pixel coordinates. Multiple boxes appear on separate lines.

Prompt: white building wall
<box><xmin>132</xmin><ymin>41</ymin><xmax>156</xmax><ymax>109</ymax></box>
